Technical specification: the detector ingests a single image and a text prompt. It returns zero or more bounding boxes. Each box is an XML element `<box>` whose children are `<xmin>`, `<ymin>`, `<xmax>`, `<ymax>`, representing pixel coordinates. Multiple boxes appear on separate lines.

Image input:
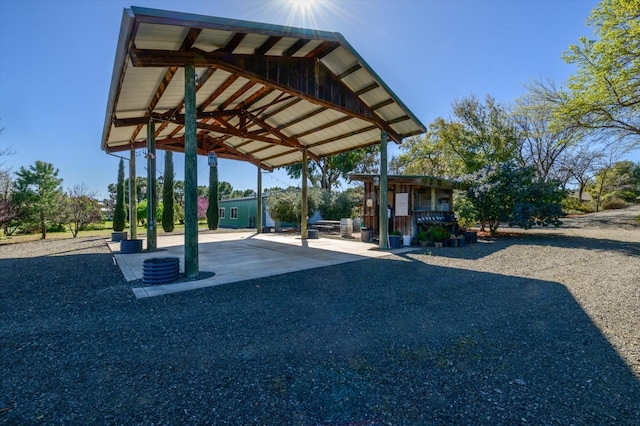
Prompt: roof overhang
<box><xmin>101</xmin><ymin>7</ymin><xmax>426</xmax><ymax>171</ymax></box>
<box><xmin>349</xmin><ymin>174</ymin><xmax>466</xmax><ymax>190</ymax></box>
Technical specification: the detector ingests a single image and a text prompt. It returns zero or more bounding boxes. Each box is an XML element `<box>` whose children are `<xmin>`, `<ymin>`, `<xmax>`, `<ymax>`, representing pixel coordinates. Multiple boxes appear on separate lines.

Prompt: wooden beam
<box><xmin>129</xmin><ymin>49</ymin><xmax>382</xmax><ymax>127</ymax></box>
<box><xmin>284</xmin><ymin>39</ymin><xmax>310</xmax><ymax>57</ymax></box>
<box><xmin>305</xmin><ymin>41</ymin><xmax>340</xmax><ymax>59</ymax></box>
<box><xmin>255</xmin><ymin>36</ymin><xmax>282</xmax><ymax>55</ymax></box>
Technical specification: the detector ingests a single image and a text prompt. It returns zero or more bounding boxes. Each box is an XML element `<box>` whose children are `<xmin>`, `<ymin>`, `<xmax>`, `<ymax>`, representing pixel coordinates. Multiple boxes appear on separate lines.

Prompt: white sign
<box><xmin>395</xmin><ymin>193</ymin><xmax>409</xmax><ymax>216</ymax></box>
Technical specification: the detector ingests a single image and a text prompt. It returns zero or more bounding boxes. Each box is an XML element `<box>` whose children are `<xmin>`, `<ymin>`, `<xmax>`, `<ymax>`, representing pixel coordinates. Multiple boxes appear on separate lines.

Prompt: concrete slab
<box><xmin>107</xmin><ymin>232</ymin><xmax>414</xmax><ymax>299</ymax></box>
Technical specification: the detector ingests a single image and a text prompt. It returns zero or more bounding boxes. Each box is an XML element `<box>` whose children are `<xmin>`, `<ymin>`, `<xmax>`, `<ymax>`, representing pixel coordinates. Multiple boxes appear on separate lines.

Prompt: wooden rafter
<box><xmin>128</xmin><ymin>49</ymin><xmax>391</xmax><ymax>131</ymax></box>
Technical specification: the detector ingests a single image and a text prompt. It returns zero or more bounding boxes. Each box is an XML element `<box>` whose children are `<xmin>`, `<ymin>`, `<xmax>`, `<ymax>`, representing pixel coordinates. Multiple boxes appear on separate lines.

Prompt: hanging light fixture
<box><xmin>208</xmin><ymin>151</ymin><xmax>218</xmax><ymax>168</ymax></box>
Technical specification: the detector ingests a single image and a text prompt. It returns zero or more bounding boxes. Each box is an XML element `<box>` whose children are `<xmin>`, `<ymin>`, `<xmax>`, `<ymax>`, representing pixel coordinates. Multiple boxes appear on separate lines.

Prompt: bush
<box><xmin>429</xmin><ymin>225</ymin><xmax>450</xmax><ymax>242</ymax></box>
<box><xmin>562</xmin><ymin>196</ymin><xmax>595</xmax><ymax>215</ymax></box>
<box><xmin>602</xmin><ymin>198</ymin><xmax>627</xmax><ymax>210</ymax></box>
<box><xmin>46</xmin><ymin>223</ymin><xmax>67</xmax><ymax>233</ymax></box>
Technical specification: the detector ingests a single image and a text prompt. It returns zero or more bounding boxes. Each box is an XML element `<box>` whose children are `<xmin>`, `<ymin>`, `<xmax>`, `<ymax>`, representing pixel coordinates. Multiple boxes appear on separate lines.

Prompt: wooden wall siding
<box><xmin>392</xmin><ymin>183</ymin><xmax>412</xmax><ymax>235</ymax></box>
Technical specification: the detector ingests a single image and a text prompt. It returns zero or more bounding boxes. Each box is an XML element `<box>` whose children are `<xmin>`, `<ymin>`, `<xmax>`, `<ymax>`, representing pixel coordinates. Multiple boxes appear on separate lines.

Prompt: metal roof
<box><xmin>101</xmin><ymin>7</ymin><xmax>426</xmax><ymax>171</ymax></box>
<box><xmin>349</xmin><ymin>174</ymin><xmax>466</xmax><ymax>190</ymax></box>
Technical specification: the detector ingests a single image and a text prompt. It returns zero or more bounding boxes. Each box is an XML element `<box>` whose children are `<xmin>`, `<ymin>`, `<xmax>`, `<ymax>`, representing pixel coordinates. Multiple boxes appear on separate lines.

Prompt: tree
<box><xmin>512</xmin><ymin>89</ymin><xmax>583</xmax><ymax>181</ymax></box>
<box><xmin>206</xmin><ymin>166</ymin><xmax>219</xmax><ymax>230</ymax></box>
<box><xmin>0</xmin><ymin>169</ymin><xmax>17</xmax><ymax>235</ymax></box>
<box><xmin>588</xmin><ymin>143</ymin><xmax>632</xmax><ymax>210</ymax></box>
<box><xmin>285</xmin><ymin>147</ymin><xmax>377</xmax><ymax>190</ymax></box>
<box><xmin>12</xmin><ymin>161</ymin><xmax>65</xmax><ymax>239</ymax></box>
<box><xmin>197</xmin><ymin>196</ymin><xmax>208</xmax><ymax>220</ymax></box>
<box><xmin>267</xmin><ymin>187</ymin><xmax>320</xmax><ymax>224</ymax></box>
<box><xmin>462</xmin><ymin>162</ymin><xmax>565</xmax><ymax>234</ymax></box>
<box><xmin>162</xmin><ymin>151</ymin><xmax>175</xmax><ymax>232</ymax></box>
<box><xmin>318</xmin><ymin>187</ymin><xmax>363</xmax><ymax>220</ymax></box>
<box><xmin>542</xmin><ymin>0</ymin><xmax>640</xmax><ymax>147</ymax></box>
<box><xmin>557</xmin><ymin>145</ymin><xmax>604</xmax><ymax>202</ymax></box>
<box><xmin>67</xmin><ymin>184</ymin><xmax>103</xmax><ymax>237</ymax></box>
<box><xmin>112</xmin><ymin>159</ymin><xmax>127</xmax><ymax>232</ymax></box>
<box><xmin>218</xmin><ymin>181</ymin><xmax>234</xmax><ymax>200</ymax></box>
<box><xmin>393</xmin><ymin>95</ymin><xmax>519</xmax><ymax>177</ymax></box>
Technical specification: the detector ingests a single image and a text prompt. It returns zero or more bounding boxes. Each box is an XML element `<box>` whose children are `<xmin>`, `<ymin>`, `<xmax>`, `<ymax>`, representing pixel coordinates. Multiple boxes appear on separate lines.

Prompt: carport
<box><xmin>101</xmin><ymin>7</ymin><xmax>425</xmax><ymax>277</ymax></box>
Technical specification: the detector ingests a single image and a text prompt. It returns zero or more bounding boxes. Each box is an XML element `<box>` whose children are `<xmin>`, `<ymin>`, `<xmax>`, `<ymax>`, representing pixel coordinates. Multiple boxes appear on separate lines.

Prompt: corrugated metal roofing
<box><xmin>101</xmin><ymin>6</ymin><xmax>426</xmax><ymax>171</ymax></box>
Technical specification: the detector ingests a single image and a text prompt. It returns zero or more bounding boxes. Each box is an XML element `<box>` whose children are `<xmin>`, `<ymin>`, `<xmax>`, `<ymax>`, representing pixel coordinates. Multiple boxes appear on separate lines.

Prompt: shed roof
<box><xmin>101</xmin><ymin>7</ymin><xmax>426</xmax><ymax>171</ymax></box>
<box><xmin>349</xmin><ymin>174</ymin><xmax>466</xmax><ymax>190</ymax></box>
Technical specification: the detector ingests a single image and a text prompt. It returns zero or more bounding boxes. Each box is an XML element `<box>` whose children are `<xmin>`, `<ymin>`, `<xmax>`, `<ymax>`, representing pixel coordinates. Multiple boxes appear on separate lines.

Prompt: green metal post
<box><xmin>301</xmin><ymin>150</ymin><xmax>308</xmax><ymax>239</ymax></box>
<box><xmin>146</xmin><ymin>120</ymin><xmax>157</xmax><ymax>251</ymax></box>
<box><xmin>379</xmin><ymin>130</ymin><xmax>389</xmax><ymax>249</ymax></box>
<box><xmin>129</xmin><ymin>148</ymin><xmax>137</xmax><ymax>240</ymax></box>
<box><xmin>256</xmin><ymin>165</ymin><xmax>262</xmax><ymax>234</ymax></box>
<box><xmin>184</xmin><ymin>64</ymin><xmax>199</xmax><ymax>277</ymax></box>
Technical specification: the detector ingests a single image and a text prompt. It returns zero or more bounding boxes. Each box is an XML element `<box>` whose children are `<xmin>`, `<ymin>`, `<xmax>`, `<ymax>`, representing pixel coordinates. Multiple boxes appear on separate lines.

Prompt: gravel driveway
<box><xmin>1</xmin><ymin>208</ymin><xmax>639</xmax><ymax>424</ymax></box>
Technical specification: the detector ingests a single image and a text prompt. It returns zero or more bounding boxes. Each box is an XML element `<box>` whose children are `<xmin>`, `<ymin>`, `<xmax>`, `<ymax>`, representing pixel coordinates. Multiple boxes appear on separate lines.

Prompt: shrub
<box><xmin>562</xmin><ymin>196</ymin><xmax>595</xmax><ymax>215</ymax></box>
<box><xmin>429</xmin><ymin>225</ymin><xmax>450</xmax><ymax>242</ymax></box>
<box><xmin>602</xmin><ymin>198</ymin><xmax>627</xmax><ymax>210</ymax></box>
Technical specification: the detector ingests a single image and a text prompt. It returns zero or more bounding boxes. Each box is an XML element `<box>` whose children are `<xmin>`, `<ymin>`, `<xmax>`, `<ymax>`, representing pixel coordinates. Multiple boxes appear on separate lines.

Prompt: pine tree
<box><xmin>206</xmin><ymin>166</ymin><xmax>219</xmax><ymax>230</ymax></box>
<box><xmin>112</xmin><ymin>159</ymin><xmax>127</xmax><ymax>232</ymax></box>
<box><xmin>162</xmin><ymin>151</ymin><xmax>175</xmax><ymax>232</ymax></box>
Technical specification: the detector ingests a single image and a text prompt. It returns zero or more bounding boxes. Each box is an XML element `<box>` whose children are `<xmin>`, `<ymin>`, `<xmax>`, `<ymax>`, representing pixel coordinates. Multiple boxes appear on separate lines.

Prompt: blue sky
<box><xmin>2</xmin><ymin>0</ymin><xmax>626</xmax><ymax>200</ymax></box>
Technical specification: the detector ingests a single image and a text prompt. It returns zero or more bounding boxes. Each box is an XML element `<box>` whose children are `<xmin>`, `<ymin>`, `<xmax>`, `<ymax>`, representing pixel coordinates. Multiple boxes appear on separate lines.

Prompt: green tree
<box><xmin>136</xmin><ymin>200</ymin><xmax>163</xmax><ymax>225</ymax></box>
<box><xmin>544</xmin><ymin>0</ymin><xmax>640</xmax><ymax>146</ymax></box>
<box><xmin>393</xmin><ymin>95</ymin><xmax>519</xmax><ymax>177</ymax></box>
<box><xmin>318</xmin><ymin>187</ymin><xmax>363</xmax><ymax>220</ymax></box>
<box><xmin>218</xmin><ymin>181</ymin><xmax>234</xmax><ymax>200</ymax></box>
<box><xmin>206</xmin><ymin>166</ymin><xmax>219</xmax><ymax>230</ymax></box>
<box><xmin>162</xmin><ymin>151</ymin><xmax>175</xmax><ymax>232</ymax></box>
<box><xmin>285</xmin><ymin>147</ymin><xmax>376</xmax><ymax>190</ymax></box>
<box><xmin>13</xmin><ymin>161</ymin><xmax>65</xmax><ymax>239</ymax></box>
<box><xmin>67</xmin><ymin>184</ymin><xmax>103</xmax><ymax>237</ymax></box>
<box><xmin>462</xmin><ymin>162</ymin><xmax>565</xmax><ymax>234</ymax></box>
<box><xmin>112</xmin><ymin>159</ymin><xmax>127</xmax><ymax>232</ymax></box>
<box><xmin>267</xmin><ymin>187</ymin><xmax>320</xmax><ymax>224</ymax></box>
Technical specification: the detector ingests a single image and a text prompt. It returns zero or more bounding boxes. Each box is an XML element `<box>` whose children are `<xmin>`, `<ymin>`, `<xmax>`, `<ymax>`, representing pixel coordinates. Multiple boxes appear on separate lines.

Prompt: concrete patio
<box><xmin>108</xmin><ymin>231</ymin><xmax>413</xmax><ymax>299</ymax></box>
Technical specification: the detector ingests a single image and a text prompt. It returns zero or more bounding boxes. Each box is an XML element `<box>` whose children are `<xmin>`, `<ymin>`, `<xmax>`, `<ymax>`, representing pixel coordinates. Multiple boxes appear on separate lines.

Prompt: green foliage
<box><xmin>46</xmin><ymin>223</ymin><xmax>67</xmax><ymax>233</ymax></box>
<box><xmin>463</xmin><ymin>162</ymin><xmax>565</xmax><ymax>234</ymax></box>
<box><xmin>267</xmin><ymin>188</ymin><xmax>320</xmax><ymax>224</ymax></box>
<box><xmin>112</xmin><ymin>159</ymin><xmax>127</xmax><ymax>232</ymax></box>
<box><xmin>13</xmin><ymin>161</ymin><xmax>65</xmax><ymax>239</ymax></box>
<box><xmin>393</xmin><ymin>95</ymin><xmax>518</xmax><ymax>177</ymax></box>
<box><xmin>453</xmin><ymin>192</ymin><xmax>479</xmax><ymax>229</ymax></box>
<box><xmin>206</xmin><ymin>166</ymin><xmax>219</xmax><ymax>230</ymax></box>
<box><xmin>285</xmin><ymin>147</ymin><xmax>377</xmax><ymax>190</ymax></box>
<box><xmin>428</xmin><ymin>225</ymin><xmax>450</xmax><ymax>242</ymax></box>
<box><xmin>318</xmin><ymin>187</ymin><xmax>363</xmax><ymax>220</ymax></box>
<box><xmin>559</xmin><ymin>0</ymin><xmax>640</xmax><ymax>145</ymax></box>
<box><xmin>162</xmin><ymin>152</ymin><xmax>175</xmax><ymax>232</ymax></box>
<box><xmin>561</xmin><ymin>196</ymin><xmax>595</xmax><ymax>215</ymax></box>
<box><xmin>417</xmin><ymin>229</ymin><xmax>428</xmax><ymax>242</ymax></box>
<box><xmin>136</xmin><ymin>200</ymin><xmax>163</xmax><ymax>225</ymax></box>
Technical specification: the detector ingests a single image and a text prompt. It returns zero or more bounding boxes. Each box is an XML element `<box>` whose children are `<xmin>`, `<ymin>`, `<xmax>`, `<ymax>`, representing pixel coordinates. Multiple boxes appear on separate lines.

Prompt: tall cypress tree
<box><xmin>206</xmin><ymin>165</ymin><xmax>219</xmax><ymax>230</ymax></box>
<box><xmin>162</xmin><ymin>151</ymin><xmax>175</xmax><ymax>232</ymax></box>
<box><xmin>112</xmin><ymin>159</ymin><xmax>127</xmax><ymax>232</ymax></box>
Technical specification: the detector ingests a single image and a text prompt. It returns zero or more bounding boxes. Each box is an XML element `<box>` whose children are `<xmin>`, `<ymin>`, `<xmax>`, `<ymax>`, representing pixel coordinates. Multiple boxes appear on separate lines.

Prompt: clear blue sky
<box><xmin>3</xmin><ymin>0</ymin><xmax>627</xmax><ymax>200</ymax></box>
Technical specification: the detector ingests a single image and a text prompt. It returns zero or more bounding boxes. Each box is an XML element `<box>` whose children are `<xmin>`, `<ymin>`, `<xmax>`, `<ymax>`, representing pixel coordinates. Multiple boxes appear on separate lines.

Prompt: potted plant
<box><xmin>429</xmin><ymin>225</ymin><xmax>450</xmax><ymax>248</ymax></box>
<box><xmin>417</xmin><ymin>229</ymin><xmax>429</xmax><ymax>247</ymax></box>
<box><xmin>389</xmin><ymin>230</ymin><xmax>403</xmax><ymax>248</ymax></box>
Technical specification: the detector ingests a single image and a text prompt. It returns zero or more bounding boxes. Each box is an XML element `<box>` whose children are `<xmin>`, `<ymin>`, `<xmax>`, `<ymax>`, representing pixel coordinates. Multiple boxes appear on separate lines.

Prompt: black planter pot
<box><xmin>143</xmin><ymin>257</ymin><xmax>180</xmax><ymax>285</ymax></box>
<box><xmin>389</xmin><ymin>235</ymin><xmax>403</xmax><ymax>249</ymax></box>
<box><xmin>111</xmin><ymin>231</ymin><xmax>128</xmax><ymax>242</ymax></box>
<box><xmin>120</xmin><ymin>239</ymin><xmax>143</xmax><ymax>254</ymax></box>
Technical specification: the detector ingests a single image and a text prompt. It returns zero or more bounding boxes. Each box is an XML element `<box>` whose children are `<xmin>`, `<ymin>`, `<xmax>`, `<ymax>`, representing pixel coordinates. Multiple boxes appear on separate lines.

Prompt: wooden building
<box><xmin>349</xmin><ymin>174</ymin><xmax>466</xmax><ymax>240</ymax></box>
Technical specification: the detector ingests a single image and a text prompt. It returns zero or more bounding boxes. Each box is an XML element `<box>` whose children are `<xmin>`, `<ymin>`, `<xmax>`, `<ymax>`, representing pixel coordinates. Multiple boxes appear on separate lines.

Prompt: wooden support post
<box><xmin>301</xmin><ymin>150</ymin><xmax>308</xmax><ymax>239</ymax></box>
<box><xmin>129</xmin><ymin>148</ymin><xmax>137</xmax><ymax>240</ymax></box>
<box><xmin>431</xmin><ymin>187</ymin><xmax>436</xmax><ymax>211</ymax></box>
<box><xmin>379</xmin><ymin>130</ymin><xmax>389</xmax><ymax>249</ymax></box>
<box><xmin>184</xmin><ymin>64</ymin><xmax>199</xmax><ymax>277</ymax></box>
<box><xmin>257</xmin><ymin>165</ymin><xmax>262</xmax><ymax>234</ymax></box>
<box><xmin>146</xmin><ymin>120</ymin><xmax>157</xmax><ymax>251</ymax></box>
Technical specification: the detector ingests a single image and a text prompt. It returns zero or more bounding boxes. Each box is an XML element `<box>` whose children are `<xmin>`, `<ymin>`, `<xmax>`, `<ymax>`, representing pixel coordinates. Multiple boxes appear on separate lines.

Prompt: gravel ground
<box><xmin>1</xmin><ymin>208</ymin><xmax>639</xmax><ymax>424</ymax></box>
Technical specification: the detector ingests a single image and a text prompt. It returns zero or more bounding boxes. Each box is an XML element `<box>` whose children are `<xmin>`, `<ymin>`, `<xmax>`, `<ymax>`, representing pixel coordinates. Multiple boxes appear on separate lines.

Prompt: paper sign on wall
<box><xmin>395</xmin><ymin>193</ymin><xmax>409</xmax><ymax>216</ymax></box>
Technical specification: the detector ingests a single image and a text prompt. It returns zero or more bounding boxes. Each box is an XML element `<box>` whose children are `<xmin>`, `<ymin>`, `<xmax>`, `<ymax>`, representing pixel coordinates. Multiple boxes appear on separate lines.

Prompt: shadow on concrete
<box><xmin>1</xmin><ymin>243</ymin><xmax>638</xmax><ymax>424</ymax></box>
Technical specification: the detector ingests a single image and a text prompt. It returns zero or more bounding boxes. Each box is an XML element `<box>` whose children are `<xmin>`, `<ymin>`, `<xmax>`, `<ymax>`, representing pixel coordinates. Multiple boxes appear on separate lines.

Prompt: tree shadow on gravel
<box><xmin>412</xmin><ymin>233</ymin><xmax>640</xmax><ymax>261</ymax></box>
<box><xmin>1</xmin><ymin>248</ymin><xmax>639</xmax><ymax>424</ymax></box>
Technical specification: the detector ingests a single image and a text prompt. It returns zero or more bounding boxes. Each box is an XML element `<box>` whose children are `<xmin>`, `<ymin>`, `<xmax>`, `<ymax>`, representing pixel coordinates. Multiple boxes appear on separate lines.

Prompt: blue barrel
<box><xmin>143</xmin><ymin>257</ymin><xmax>180</xmax><ymax>285</ymax></box>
